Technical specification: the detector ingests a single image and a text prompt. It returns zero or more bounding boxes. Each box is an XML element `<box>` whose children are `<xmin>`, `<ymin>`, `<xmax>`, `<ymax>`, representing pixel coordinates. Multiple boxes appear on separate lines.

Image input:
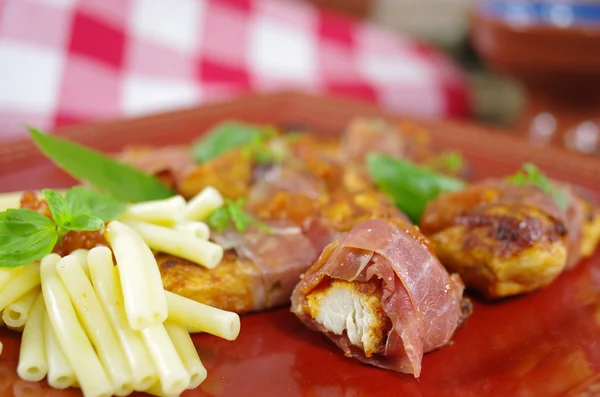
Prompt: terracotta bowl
<box><xmin>471</xmin><ymin>2</ymin><xmax>600</xmax><ymax>155</ymax></box>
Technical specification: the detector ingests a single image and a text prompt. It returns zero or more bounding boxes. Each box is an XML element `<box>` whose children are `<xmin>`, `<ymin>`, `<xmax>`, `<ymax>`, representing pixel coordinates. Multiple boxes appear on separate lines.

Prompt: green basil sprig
<box><xmin>0</xmin><ymin>187</ymin><xmax>126</xmax><ymax>268</ymax></box>
<box><xmin>366</xmin><ymin>153</ymin><xmax>467</xmax><ymax>223</ymax></box>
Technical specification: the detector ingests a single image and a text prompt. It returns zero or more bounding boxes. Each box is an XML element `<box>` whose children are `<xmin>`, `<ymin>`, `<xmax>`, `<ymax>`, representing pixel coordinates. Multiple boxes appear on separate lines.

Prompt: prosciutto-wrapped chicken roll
<box><xmin>420</xmin><ymin>180</ymin><xmax>600</xmax><ymax>299</ymax></box>
<box><xmin>291</xmin><ymin>219</ymin><xmax>466</xmax><ymax>377</ymax></box>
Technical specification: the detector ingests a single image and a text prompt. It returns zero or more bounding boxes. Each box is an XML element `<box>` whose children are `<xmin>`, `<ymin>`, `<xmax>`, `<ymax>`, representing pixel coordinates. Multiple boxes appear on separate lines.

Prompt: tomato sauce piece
<box><xmin>19</xmin><ymin>191</ymin><xmax>108</xmax><ymax>256</ymax></box>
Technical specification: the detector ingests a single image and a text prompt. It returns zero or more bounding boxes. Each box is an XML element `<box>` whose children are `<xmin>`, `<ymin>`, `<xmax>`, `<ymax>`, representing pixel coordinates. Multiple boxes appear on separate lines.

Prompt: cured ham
<box><xmin>115</xmin><ymin>119</ymin><xmax>473</xmax><ymax>317</ymax></box>
<box><xmin>290</xmin><ymin>218</ymin><xmax>466</xmax><ymax>377</ymax></box>
<box><xmin>159</xmin><ymin>221</ymin><xmax>318</xmax><ymax>313</ymax></box>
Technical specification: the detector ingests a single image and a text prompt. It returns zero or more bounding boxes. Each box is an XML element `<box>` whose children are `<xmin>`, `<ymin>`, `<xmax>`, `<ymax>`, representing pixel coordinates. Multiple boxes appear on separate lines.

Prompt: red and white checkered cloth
<box><xmin>0</xmin><ymin>0</ymin><xmax>470</xmax><ymax>140</ymax></box>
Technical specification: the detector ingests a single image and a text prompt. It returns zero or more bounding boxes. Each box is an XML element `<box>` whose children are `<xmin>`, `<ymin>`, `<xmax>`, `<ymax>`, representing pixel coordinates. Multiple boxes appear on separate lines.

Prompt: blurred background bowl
<box><xmin>472</xmin><ymin>1</ymin><xmax>600</xmax><ymax>155</ymax></box>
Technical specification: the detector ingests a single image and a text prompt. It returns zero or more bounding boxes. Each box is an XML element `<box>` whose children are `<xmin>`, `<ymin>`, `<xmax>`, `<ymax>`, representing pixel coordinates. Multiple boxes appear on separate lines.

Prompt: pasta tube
<box><xmin>185</xmin><ymin>186</ymin><xmax>224</xmax><ymax>221</ymax></box>
<box><xmin>17</xmin><ymin>293</ymin><xmax>47</xmax><ymax>382</ymax></box>
<box><xmin>141</xmin><ymin>324</ymin><xmax>190</xmax><ymax>396</ymax></box>
<box><xmin>0</xmin><ymin>341</ymin><xmax>2</xmax><ymax>356</ymax></box>
<box><xmin>88</xmin><ymin>247</ymin><xmax>158</xmax><ymax>391</ymax></box>
<box><xmin>165</xmin><ymin>291</ymin><xmax>240</xmax><ymax>341</ymax></box>
<box><xmin>144</xmin><ymin>383</ymin><xmax>179</xmax><ymax>397</ymax></box>
<box><xmin>3</xmin><ymin>287</ymin><xmax>40</xmax><ymax>328</ymax></box>
<box><xmin>43</xmin><ymin>313</ymin><xmax>75</xmax><ymax>389</ymax></box>
<box><xmin>104</xmin><ymin>221</ymin><xmax>167</xmax><ymax>329</ymax></box>
<box><xmin>173</xmin><ymin>221</ymin><xmax>210</xmax><ymax>240</ymax></box>
<box><xmin>40</xmin><ymin>253</ymin><xmax>114</xmax><ymax>397</ymax></box>
<box><xmin>0</xmin><ymin>262</ymin><xmax>40</xmax><ymax>312</ymax></box>
<box><xmin>164</xmin><ymin>321</ymin><xmax>207</xmax><ymax>389</ymax></box>
<box><xmin>121</xmin><ymin>195</ymin><xmax>186</xmax><ymax>226</ymax></box>
<box><xmin>56</xmin><ymin>254</ymin><xmax>134</xmax><ymax>396</ymax></box>
<box><xmin>70</xmin><ymin>249</ymin><xmax>90</xmax><ymax>278</ymax></box>
<box><xmin>123</xmin><ymin>220</ymin><xmax>223</xmax><ymax>269</ymax></box>
<box><xmin>0</xmin><ymin>268</ymin><xmax>24</xmax><ymax>291</ymax></box>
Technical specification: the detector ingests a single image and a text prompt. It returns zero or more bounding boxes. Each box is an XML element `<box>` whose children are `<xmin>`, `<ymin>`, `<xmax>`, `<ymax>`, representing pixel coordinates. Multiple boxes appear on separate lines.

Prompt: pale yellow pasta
<box><xmin>0</xmin><ymin>262</ymin><xmax>40</xmax><ymax>312</ymax></box>
<box><xmin>166</xmin><ymin>291</ymin><xmax>240</xmax><ymax>341</ymax></box>
<box><xmin>69</xmin><ymin>249</ymin><xmax>90</xmax><ymax>278</ymax></box>
<box><xmin>185</xmin><ymin>186</ymin><xmax>224</xmax><ymax>221</ymax></box>
<box><xmin>173</xmin><ymin>221</ymin><xmax>210</xmax><ymax>240</ymax></box>
<box><xmin>164</xmin><ymin>321</ymin><xmax>207</xmax><ymax>389</ymax></box>
<box><xmin>141</xmin><ymin>324</ymin><xmax>190</xmax><ymax>396</ymax></box>
<box><xmin>0</xmin><ymin>341</ymin><xmax>3</xmax><ymax>356</ymax></box>
<box><xmin>6</xmin><ymin>324</ymin><xmax>24</xmax><ymax>332</ymax></box>
<box><xmin>56</xmin><ymin>254</ymin><xmax>133</xmax><ymax>396</ymax></box>
<box><xmin>124</xmin><ymin>221</ymin><xmax>223</xmax><ymax>269</ymax></box>
<box><xmin>121</xmin><ymin>195</ymin><xmax>186</xmax><ymax>226</ymax></box>
<box><xmin>43</xmin><ymin>313</ymin><xmax>75</xmax><ymax>389</ymax></box>
<box><xmin>144</xmin><ymin>383</ymin><xmax>179</xmax><ymax>397</ymax></box>
<box><xmin>40</xmin><ymin>253</ymin><xmax>113</xmax><ymax>397</ymax></box>
<box><xmin>141</xmin><ymin>246</ymin><xmax>169</xmax><ymax>327</ymax></box>
<box><xmin>17</xmin><ymin>293</ymin><xmax>47</xmax><ymax>382</ymax></box>
<box><xmin>3</xmin><ymin>287</ymin><xmax>40</xmax><ymax>328</ymax></box>
<box><xmin>0</xmin><ymin>268</ymin><xmax>25</xmax><ymax>291</ymax></box>
<box><xmin>104</xmin><ymin>221</ymin><xmax>167</xmax><ymax>330</ymax></box>
<box><xmin>88</xmin><ymin>247</ymin><xmax>158</xmax><ymax>391</ymax></box>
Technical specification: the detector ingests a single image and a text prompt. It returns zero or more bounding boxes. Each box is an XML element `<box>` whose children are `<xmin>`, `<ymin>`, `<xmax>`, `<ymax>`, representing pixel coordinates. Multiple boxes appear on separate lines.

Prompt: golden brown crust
<box><xmin>178</xmin><ymin>149</ymin><xmax>254</xmax><ymax>200</ymax></box>
<box><xmin>428</xmin><ymin>205</ymin><xmax>568</xmax><ymax>298</ymax></box>
<box><xmin>157</xmin><ymin>251</ymin><xmax>261</xmax><ymax>314</ymax></box>
<box><xmin>581</xmin><ymin>199</ymin><xmax>600</xmax><ymax>258</ymax></box>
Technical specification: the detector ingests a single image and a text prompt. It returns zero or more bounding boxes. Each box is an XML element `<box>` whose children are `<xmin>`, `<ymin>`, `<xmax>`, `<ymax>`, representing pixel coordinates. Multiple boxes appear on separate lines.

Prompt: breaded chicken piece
<box><xmin>157</xmin><ymin>251</ymin><xmax>262</xmax><ymax>313</ymax></box>
<box><xmin>581</xmin><ymin>199</ymin><xmax>600</xmax><ymax>258</ymax></box>
<box><xmin>427</xmin><ymin>204</ymin><xmax>568</xmax><ymax>298</ymax></box>
<box><xmin>306</xmin><ymin>279</ymin><xmax>391</xmax><ymax>357</ymax></box>
<box><xmin>421</xmin><ymin>181</ymin><xmax>600</xmax><ymax>299</ymax></box>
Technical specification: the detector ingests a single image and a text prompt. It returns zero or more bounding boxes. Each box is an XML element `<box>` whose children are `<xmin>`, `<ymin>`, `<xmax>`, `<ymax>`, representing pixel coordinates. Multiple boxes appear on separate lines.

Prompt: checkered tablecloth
<box><xmin>0</xmin><ymin>0</ymin><xmax>471</xmax><ymax>140</ymax></box>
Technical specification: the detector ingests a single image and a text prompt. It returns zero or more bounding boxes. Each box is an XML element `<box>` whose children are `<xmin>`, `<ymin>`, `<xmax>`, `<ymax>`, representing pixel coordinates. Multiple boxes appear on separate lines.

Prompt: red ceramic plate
<box><xmin>1</xmin><ymin>92</ymin><xmax>600</xmax><ymax>397</ymax></box>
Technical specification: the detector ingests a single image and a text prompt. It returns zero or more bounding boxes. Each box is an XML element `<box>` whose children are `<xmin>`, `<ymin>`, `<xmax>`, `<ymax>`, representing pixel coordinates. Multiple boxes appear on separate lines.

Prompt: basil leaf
<box><xmin>0</xmin><ymin>209</ymin><xmax>55</xmax><ymax>240</ymax></box>
<box><xmin>0</xmin><ymin>209</ymin><xmax>58</xmax><ymax>268</ymax></box>
<box><xmin>66</xmin><ymin>186</ymin><xmax>126</xmax><ymax>221</ymax></box>
<box><xmin>0</xmin><ymin>229</ymin><xmax>58</xmax><ymax>268</ymax></box>
<box><xmin>507</xmin><ymin>163</ymin><xmax>568</xmax><ymax>210</ymax></box>
<box><xmin>206</xmin><ymin>199</ymin><xmax>271</xmax><ymax>234</ymax></box>
<box><xmin>29</xmin><ymin>128</ymin><xmax>175</xmax><ymax>202</ymax></box>
<box><xmin>366</xmin><ymin>153</ymin><xmax>467</xmax><ymax>223</ymax></box>
<box><xmin>43</xmin><ymin>189</ymin><xmax>72</xmax><ymax>227</ymax></box>
<box><xmin>191</xmin><ymin>122</ymin><xmax>270</xmax><ymax>163</ymax></box>
<box><xmin>227</xmin><ymin>199</ymin><xmax>253</xmax><ymax>232</ymax></box>
<box><xmin>69</xmin><ymin>214</ymin><xmax>104</xmax><ymax>231</ymax></box>
<box><xmin>206</xmin><ymin>207</ymin><xmax>231</xmax><ymax>233</ymax></box>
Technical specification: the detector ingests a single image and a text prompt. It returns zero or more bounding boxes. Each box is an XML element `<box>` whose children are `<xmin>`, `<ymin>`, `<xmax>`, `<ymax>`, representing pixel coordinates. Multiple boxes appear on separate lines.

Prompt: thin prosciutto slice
<box><xmin>213</xmin><ymin>221</ymin><xmax>319</xmax><ymax>310</ymax></box>
<box><xmin>291</xmin><ymin>219</ymin><xmax>465</xmax><ymax>377</ymax></box>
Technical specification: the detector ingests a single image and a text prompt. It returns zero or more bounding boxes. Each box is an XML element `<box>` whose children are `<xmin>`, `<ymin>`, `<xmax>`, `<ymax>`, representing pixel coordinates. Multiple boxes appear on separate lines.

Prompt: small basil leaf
<box><xmin>206</xmin><ymin>207</ymin><xmax>231</xmax><ymax>233</ymax></box>
<box><xmin>191</xmin><ymin>122</ymin><xmax>269</xmax><ymax>163</ymax></box>
<box><xmin>68</xmin><ymin>214</ymin><xmax>104</xmax><ymax>231</ymax></box>
<box><xmin>43</xmin><ymin>189</ymin><xmax>72</xmax><ymax>227</ymax></box>
<box><xmin>66</xmin><ymin>186</ymin><xmax>126</xmax><ymax>222</ymax></box>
